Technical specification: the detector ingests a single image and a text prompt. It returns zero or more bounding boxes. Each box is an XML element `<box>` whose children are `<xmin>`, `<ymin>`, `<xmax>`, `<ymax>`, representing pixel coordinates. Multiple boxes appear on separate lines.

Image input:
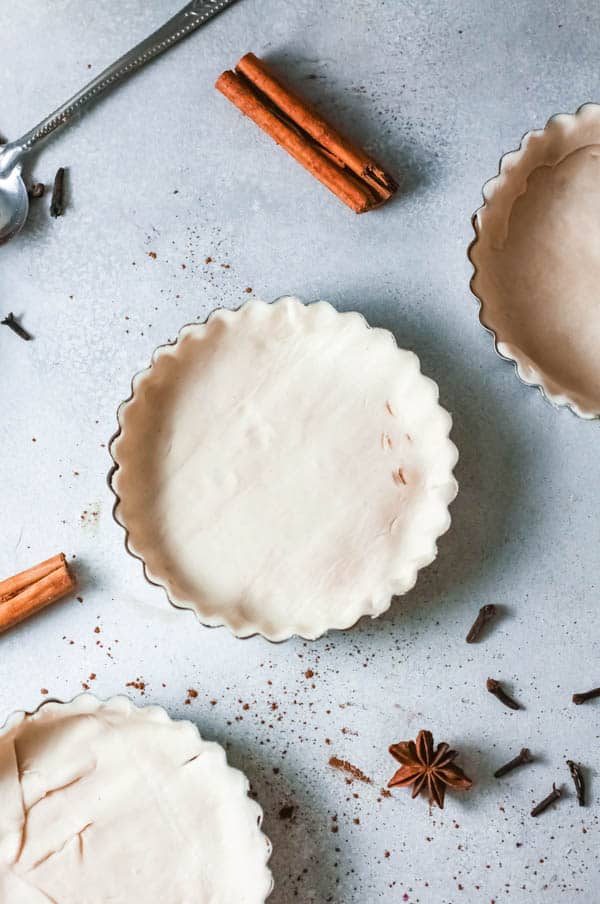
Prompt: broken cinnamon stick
<box><xmin>0</xmin><ymin>553</ymin><xmax>75</xmax><ymax>633</ymax></box>
<box><xmin>216</xmin><ymin>53</ymin><xmax>397</xmax><ymax>213</ymax></box>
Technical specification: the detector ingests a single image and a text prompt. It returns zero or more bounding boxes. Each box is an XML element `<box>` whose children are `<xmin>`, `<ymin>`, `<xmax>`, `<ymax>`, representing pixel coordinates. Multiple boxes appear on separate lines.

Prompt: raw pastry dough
<box><xmin>471</xmin><ymin>104</ymin><xmax>600</xmax><ymax>417</ymax></box>
<box><xmin>111</xmin><ymin>298</ymin><xmax>458</xmax><ymax>640</ymax></box>
<box><xmin>0</xmin><ymin>696</ymin><xmax>272</xmax><ymax>904</ymax></box>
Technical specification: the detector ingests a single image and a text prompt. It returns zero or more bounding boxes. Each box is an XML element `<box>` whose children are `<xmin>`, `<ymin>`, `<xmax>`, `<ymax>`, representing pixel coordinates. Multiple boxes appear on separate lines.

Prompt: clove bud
<box><xmin>531</xmin><ymin>783</ymin><xmax>561</xmax><ymax>817</ymax></box>
<box><xmin>494</xmin><ymin>747</ymin><xmax>533</xmax><ymax>778</ymax></box>
<box><xmin>466</xmin><ymin>604</ymin><xmax>497</xmax><ymax>643</ymax></box>
<box><xmin>572</xmin><ymin>687</ymin><xmax>600</xmax><ymax>705</ymax></box>
<box><xmin>486</xmin><ymin>678</ymin><xmax>521</xmax><ymax>711</ymax></box>
<box><xmin>566</xmin><ymin>760</ymin><xmax>585</xmax><ymax>806</ymax></box>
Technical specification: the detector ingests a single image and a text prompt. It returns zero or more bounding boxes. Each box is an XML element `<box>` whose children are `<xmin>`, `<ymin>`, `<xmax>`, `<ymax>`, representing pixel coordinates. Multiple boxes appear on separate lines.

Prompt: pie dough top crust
<box><xmin>0</xmin><ymin>696</ymin><xmax>272</xmax><ymax>904</ymax></box>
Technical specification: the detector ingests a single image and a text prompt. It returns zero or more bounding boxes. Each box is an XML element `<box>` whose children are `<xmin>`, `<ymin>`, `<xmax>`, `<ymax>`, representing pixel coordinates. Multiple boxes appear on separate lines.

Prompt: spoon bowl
<box><xmin>0</xmin><ymin>0</ymin><xmax>237</xmax><ymax>245</ymax></box>
<box><xmin>0</xmin><ymin>166</ymin><xmax>29</xmax><ymax>245</ymax></box>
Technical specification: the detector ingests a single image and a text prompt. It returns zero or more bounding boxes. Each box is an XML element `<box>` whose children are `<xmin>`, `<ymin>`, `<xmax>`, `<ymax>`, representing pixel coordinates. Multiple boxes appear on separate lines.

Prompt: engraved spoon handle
<box><xmin>0</xmin><ymin>0</ymin><xmax>237</xmax><ymax>172</ymax></box>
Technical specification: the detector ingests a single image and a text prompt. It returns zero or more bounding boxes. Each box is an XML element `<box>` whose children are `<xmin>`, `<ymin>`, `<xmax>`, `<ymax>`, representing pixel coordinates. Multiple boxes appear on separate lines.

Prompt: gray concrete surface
<box><xmin>1</xmin><ymin>1</ymin><xmax>600</xmax><ymax>901</ymax></box>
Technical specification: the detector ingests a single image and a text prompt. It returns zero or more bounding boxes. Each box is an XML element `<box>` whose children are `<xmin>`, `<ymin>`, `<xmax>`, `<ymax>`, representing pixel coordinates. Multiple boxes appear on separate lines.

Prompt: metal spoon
<box><xmin>0</xmin><ymin>0</ymin><xmax>237</xmax><ymax>244</ymax></box>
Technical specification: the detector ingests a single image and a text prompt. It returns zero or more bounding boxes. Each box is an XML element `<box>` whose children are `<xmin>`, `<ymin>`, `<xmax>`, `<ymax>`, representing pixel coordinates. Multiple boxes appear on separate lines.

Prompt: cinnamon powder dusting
<box><xmin>328</xmin><ymin>755</ymin><xmax>372</xmax><ymax>785</ymax></box>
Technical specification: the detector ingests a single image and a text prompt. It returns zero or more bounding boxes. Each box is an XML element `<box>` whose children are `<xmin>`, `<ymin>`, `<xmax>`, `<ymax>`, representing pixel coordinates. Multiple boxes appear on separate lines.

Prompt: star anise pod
<box><xmin>388</xmin><ymin>729</ymin><xmax>472</xmax><ymax>808</ymax></box>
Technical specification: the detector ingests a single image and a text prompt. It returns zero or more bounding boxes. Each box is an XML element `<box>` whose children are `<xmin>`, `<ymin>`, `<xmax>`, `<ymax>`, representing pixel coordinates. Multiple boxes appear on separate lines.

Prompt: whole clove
<box><xmin>531</xmin><ymin>783</ymin><xmax>561</xmax><ymax>817</ymax></box>
<box><xmin>566</xmin><ymin>760</ymin><xmax>585</xmax><ymax>806</ymax></box>
<box><xmin>466</xmin><ymin>604</ymin><xmax>497</xmax><ymax>643</ymax></box>
<box><xmin>572</xmin><ymin>687</ymin><xmax>600</xmax><ymax>705</ymax></box>
<box><xmin>1</xmin><ymin>312</ymin><xmax>32</xmax><ymax>341</ymax></box>
<box><xmin>494</xmin><ymin>747</ymin><xmax>533</xmax><ymax>778</ymax></box>
<box><xmin>50</xmin><ymin>167</ymin><xmax>66</xmax><ymax>217</ymax></box>
<box><xmin>486</xmin><ymin>677</ymin><xmax>521</xmax><ymax>710</ymax></box>
<box><xmin>28</xmin><ymin>182</ymin><xmax>45</xmax><ymax>200</ymax></box>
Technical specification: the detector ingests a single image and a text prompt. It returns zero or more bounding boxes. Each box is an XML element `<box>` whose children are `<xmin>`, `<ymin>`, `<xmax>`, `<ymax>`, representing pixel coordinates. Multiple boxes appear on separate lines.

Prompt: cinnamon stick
<box><xmin>0</xmin><ymin>553</ymin><xmax>75</xmax><ymax>633</ymax></box>
<box><xmin>216</xmin><ymin>54</ymin><xmax>397</xmax><ymax>213</ymax></box>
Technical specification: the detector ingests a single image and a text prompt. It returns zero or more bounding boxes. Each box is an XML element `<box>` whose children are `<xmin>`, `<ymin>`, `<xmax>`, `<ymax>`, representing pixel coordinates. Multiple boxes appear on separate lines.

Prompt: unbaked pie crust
<box><xmin>0</xmin><ymin>695</ymin><xmax>272</xmax><ymax>904</ymax></box>
<box><xmin>471</xmin><ymin>103</ymin><xmax>600</xmax><ymax>418</ymax></box>
<box><xmin>110</xmin><ymin>297</ymin><xmax>458</xmax><ymax>640</ymax></box>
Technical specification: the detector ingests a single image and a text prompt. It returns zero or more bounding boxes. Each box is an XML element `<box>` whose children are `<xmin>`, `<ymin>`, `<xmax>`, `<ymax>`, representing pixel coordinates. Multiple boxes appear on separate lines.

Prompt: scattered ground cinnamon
<box><xmin>279</xmin><ymin>804</ymin><xmax>295</xmax><ymax>820</ymax></box>
<box><xmin>216</xmin><ymin>53</ymin><xmax>397</xmax><ymax>213</ymax></box>
<box><xmin>328</xmin><ymin>755</ymin><xmax>372</xmax><ymax>784</ymax></box>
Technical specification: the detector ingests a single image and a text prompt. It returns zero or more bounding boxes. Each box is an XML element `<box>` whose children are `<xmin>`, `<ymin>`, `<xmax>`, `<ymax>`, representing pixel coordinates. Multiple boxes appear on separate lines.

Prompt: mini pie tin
<box><xmin>109</xmin><ymin>297</ymin><xmax>458</xmax><ymax>641</ymax></box>
<box><xmin>469</xmin><ymin>103</ymin><xmax>600</xmax><ymax>419</ymax></box>
<box><xmin>0</xmin><ymin>694</ymin><xmax>273</xmax><ymax>903</ymax></box>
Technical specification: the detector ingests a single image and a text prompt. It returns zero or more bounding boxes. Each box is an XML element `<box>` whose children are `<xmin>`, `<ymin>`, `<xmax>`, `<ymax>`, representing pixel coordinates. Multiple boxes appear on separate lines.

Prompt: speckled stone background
<box><xmin>2</xmin><ymin>1</ymin><xmax>600</xmax><ymax>901</ymax></box>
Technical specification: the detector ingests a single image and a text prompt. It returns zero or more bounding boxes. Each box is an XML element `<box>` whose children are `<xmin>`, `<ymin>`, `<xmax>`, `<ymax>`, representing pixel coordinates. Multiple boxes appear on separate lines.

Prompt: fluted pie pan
<box><xmin>470</xmin><ymin>103</ymin><xmax>600</xmax><ymax>418</ymax></box>
<box><xmin>0</xmin><ymin>694</ymin><xmax>272</xmax><ymax>904</ymax></box>
<box><xmin>109</xmin><ymin>297</ymin><xmax>458</xmax><ymax>641</ymax></box>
